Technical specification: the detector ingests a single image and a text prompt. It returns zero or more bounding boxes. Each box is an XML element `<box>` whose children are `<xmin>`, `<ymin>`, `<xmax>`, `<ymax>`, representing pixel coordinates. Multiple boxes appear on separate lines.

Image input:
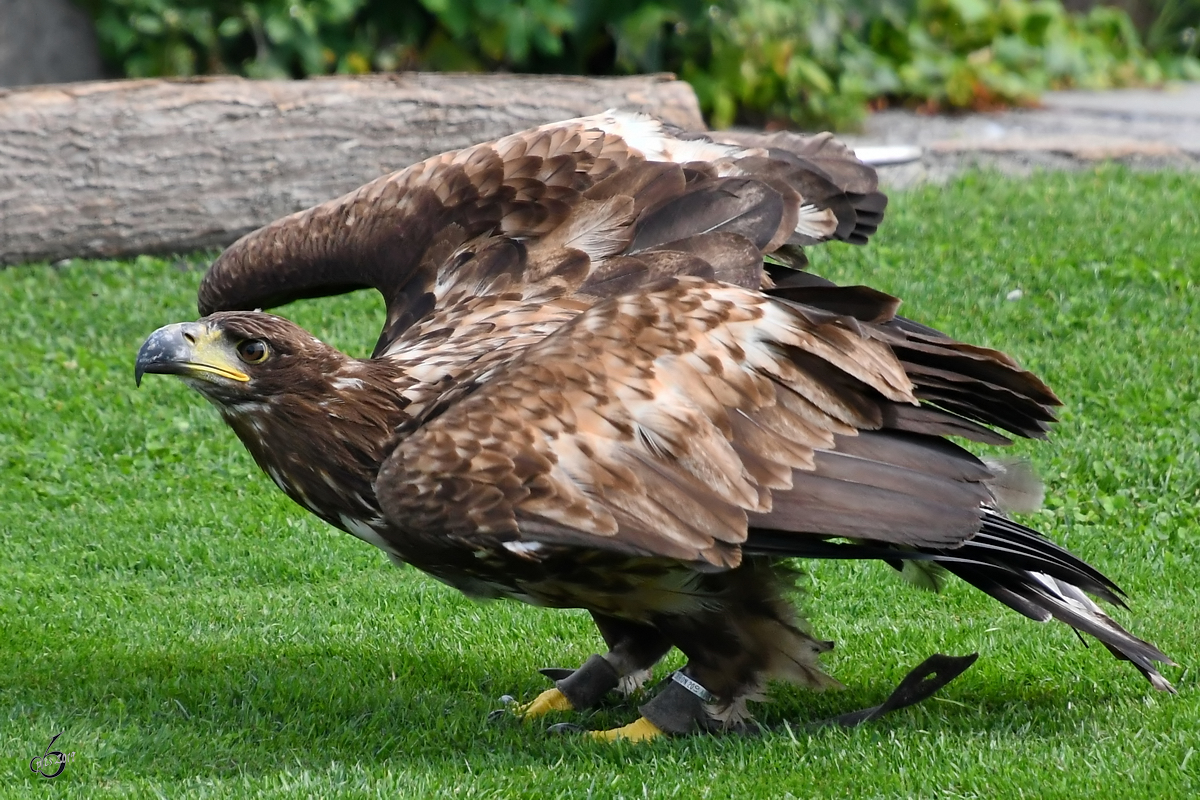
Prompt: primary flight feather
<box><xmin>136</xmin><ymin>112</ymin><xmax>1173</xmax><ymax>740</ymax></box>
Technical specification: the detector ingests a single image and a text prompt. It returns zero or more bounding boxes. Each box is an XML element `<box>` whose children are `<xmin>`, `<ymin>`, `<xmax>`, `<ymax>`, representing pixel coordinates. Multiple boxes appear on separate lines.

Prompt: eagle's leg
<box><xmin>588</xmin><ymin>666</ymin><xmax>713</xmax><ymax>742</ymax></box>
<box><xmin>592</xmin><ymin>613</ymin><xmax>673</xmax><ymax>697</ymax></box>
<box><xmin>589</xmin><ymin>562</ymin><xmax>836</xmax><ymax>741</ymax></box>
<box><xmin>518</xmin><ymin>614</ymin><xmax>671</xmax><ymax>720</ymax></box>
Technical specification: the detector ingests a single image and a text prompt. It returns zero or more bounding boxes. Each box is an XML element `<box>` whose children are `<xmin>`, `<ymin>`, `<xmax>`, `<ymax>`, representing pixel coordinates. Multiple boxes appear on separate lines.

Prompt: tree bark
<box><xmin>0</xmin><ymin>73</ymin><xmax>704</xmax><ymax>266</ymax></box>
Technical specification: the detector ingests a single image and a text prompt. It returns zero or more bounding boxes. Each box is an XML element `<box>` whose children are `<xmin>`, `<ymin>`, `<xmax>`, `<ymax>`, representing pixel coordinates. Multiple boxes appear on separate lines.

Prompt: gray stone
<box><xmin>0</xmin><ymin>0</ymin><xmax>105</xmax><ymax>88</ymax></box>
<box><xmin>838</xmin><ymin>84</ymin><xmax>1200</xmax><ymax>188</ymax></box>
<box><xmin>1041</xmin><ymin>85</ymin><xmax>1200</xmax><ymax>121</ymax></box>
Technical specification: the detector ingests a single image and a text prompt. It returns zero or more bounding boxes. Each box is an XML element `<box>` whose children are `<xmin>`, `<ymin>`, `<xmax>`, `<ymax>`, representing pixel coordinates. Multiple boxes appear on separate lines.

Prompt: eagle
<box><xmin>136</xmin><ymin>112</ymin><xmax>1174</xmax><ymax>741</ymax></box>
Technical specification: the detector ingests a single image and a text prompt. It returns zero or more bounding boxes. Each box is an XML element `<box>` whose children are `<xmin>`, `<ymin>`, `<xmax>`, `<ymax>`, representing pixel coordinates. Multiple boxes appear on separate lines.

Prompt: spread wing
<box><xmin>372</xmin><ymin>277</ymin><xmax>1010</xmax><ymax>569</ymax></box>
<box><xmin>197</xmin><ymin>113</ymin><xmax>886</xmax><ymax>362</ymax></box>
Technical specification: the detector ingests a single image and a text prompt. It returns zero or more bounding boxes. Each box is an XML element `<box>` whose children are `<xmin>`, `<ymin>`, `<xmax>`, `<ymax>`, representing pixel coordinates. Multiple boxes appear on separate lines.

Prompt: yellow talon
<box><xmin>516</xmin><ymin>688</ymin><xmax>574</xmax><ymax>719</ymax></box>
<box><xmin>589</xmin><ymin>716</ymin><xmax>664</xmax><ymax>743</ymax></box>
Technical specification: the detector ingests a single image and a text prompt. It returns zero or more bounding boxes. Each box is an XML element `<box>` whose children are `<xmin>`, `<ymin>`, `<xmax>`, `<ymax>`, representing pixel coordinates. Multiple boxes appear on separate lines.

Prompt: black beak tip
<box><xmin>136</xmin><ymin>323</ymin><xmax>189</xmax><ymax>387</ymax></box>
<box><xmin>134</xmin><ymin>337</ymin><xmax>158</xmax><ymax>388</ymax></box>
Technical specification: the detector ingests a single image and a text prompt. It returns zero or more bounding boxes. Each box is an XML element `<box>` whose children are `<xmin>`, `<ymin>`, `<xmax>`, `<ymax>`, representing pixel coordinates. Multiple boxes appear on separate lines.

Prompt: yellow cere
<box><xmin>187</xmin><ymin>327</ymin><xmax>251</xmax><ymax>382</ymax></box>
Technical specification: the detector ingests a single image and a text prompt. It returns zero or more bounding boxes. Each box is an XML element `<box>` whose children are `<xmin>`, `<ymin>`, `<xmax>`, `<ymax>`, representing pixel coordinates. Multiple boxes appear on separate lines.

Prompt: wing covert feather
<box><xmin>375</xmin><ymin>278</ymin><xmax>1007</xmax><ymax>569</ymax></box>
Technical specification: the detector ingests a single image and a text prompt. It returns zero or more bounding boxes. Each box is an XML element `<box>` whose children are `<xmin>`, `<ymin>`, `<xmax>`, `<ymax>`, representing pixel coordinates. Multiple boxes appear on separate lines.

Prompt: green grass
<box><xmin>2</xmin><ymin>167</ymin><xmax>1197</xmax><ymax>798</ymax></box>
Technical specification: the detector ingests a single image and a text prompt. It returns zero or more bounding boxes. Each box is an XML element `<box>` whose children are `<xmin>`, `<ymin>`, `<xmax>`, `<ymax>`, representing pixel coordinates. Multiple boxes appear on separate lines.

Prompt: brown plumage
<box><xmin>136</xmin><ymin>112</ymin><xmax>1174</xmax><ymax>739</ymax></box>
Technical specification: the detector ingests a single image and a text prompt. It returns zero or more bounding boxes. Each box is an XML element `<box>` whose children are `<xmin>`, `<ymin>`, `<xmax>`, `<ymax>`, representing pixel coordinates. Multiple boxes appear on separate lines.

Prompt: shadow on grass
<box><xmin>6</xmin><ymin>634</ymin><xmax>1142</xmax><ymax>782</ymax></box>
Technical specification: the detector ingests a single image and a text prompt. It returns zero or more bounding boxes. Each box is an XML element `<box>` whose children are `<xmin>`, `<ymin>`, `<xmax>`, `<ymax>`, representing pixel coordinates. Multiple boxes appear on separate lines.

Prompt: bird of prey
<box><xmin>136</xmin><ymin>112</ymin><xmax>1174</xmax><ymax>741</ymax></box>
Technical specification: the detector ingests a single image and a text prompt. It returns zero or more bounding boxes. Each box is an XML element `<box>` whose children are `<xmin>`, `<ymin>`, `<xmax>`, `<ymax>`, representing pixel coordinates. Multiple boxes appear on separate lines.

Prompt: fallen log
<box><xmin>0</xmin><ymin>73</ymin><xmax>704</xmax><ymax>266</ymax></box>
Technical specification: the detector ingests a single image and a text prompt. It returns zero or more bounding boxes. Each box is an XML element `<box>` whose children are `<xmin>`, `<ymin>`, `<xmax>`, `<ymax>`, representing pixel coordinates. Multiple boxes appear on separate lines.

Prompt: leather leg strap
<box><xmin>639</xmin><ymin>678</ymin><xmax>708</xmax><ymax>734</ymax></box>
<box><xmin>800</xmin><ymin>652</ymin><xmax>979</xmax><ymax>731</ymax></box>
<box><xmin>539</xmin><ymin>654</ymin><xmax>620</xmax><ymax>710</ymax></box>
<box><xmin>643</xmin><ymin>652</ymin><xmax>978</xmax><ymax>736</ymax></box>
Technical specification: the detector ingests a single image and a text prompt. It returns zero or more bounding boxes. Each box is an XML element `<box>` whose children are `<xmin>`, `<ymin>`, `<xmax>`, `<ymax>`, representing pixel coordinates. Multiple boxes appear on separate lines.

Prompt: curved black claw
<box><xmin>546</xmin><ymin>722</ymin><xmax>588</xmax><ymax>735</ymax></box>
<box><xmin>490</xmin><ymin>655</ymin><xmax>625</xmax><ymax>724</ymax></box>
<box><xmin>487</xmin><ymin>694</ymin><xmax>517</xmax><ymax>722</ymax></box>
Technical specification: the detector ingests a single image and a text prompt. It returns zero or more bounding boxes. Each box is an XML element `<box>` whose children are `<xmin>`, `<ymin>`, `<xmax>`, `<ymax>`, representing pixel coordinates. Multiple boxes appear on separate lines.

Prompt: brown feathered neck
<box><xmin>198</xmin><ymin>313</ymin><xmax>415</xmax><ymax>531</ymax></box>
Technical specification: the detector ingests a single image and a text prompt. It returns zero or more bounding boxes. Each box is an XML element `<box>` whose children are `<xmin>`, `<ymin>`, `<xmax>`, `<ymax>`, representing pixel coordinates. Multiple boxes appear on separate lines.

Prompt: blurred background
<box><xmin>2</xmin><ymin>0</ymin><xmax>1198</xmax><ymax>130</ymax></box>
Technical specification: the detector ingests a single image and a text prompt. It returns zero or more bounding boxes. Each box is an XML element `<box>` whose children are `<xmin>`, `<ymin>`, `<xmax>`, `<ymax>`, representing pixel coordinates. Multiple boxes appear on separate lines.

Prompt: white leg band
<box><xmin>670</xmin><ymin>670</ymin><xmax>716</xmax><ymax>702</ymax></box>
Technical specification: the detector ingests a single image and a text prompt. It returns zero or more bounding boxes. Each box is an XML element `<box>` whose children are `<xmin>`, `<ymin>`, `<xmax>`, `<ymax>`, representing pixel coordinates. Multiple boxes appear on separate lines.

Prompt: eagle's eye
<box><xmin>236</xmin><ymin>339</ymin><xmax>270</xmax><ymax>364</ymax></box>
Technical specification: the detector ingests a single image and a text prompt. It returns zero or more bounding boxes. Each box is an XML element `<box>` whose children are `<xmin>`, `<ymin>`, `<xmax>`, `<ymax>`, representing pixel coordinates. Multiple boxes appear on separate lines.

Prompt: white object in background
<box><xmin>853</xmin><ymin>145</ymin><xmax>923</xmax><ymax>166</ymax></box>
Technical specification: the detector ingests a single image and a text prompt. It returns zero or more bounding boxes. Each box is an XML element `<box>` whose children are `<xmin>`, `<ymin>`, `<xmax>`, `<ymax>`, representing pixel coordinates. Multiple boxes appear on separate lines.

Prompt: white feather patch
<box><xmin>502</xmin><ymin>540</ymin><xmax>545</xmax><ymax>558</ymax></box>
<box><xmin>339</xmin><ymin>513</ymin><xmax>394</xmax><ymax>553</ymax></box>
<box><xmin>581</xmin><ymin>111</ymin><xmax>746</xmax><ymax>164</ymax></box>
<box><xmin>796</xmin><ymin>203</ymin><xmax>838</xmax><ymax>240</ymax></box>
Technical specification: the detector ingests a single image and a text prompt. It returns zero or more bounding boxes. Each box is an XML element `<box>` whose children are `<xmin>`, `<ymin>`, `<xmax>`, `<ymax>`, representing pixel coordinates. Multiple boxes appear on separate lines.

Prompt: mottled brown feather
<box><xmin>376</xmin><ymin>278</ymin><xmax>933</xmax><ymax>569</ymax></box>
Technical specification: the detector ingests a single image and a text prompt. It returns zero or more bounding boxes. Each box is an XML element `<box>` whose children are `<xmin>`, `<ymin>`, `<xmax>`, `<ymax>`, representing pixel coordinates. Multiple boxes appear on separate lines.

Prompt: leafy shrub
<box><xmin>1144</xmin><ymin>0</ymin><xmax>1200</xmax><ymax>57</ymax></box>
<box><xmin>77</xmin><ymin>0</ymin><xmax>1200</xmax><ymax>129</ymax></box>
<box><xmin>604</xmin><ymin>0</ymin><xmax>1193</xmax><ymax>128</ymax></box>
<box><xmin>78</xmin><ymin>0</ymin><xmax>576</xmax><ymax>78</ymax></box>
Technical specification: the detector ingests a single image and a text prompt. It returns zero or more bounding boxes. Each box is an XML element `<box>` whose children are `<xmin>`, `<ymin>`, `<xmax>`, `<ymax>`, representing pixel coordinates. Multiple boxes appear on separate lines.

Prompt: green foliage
<box><xmin>647</xmin><ymin>0</ymin><xmax>1182</xmax><ymax>129</ymax></box>
<box><xmin>1146</xmin><ymin>0</ymin><xmax>1200</xmax><ymax>57</ymax></box>
<box><xmin>77</xmin><ymin>0</ymin><xmax>1199</xmax><ymax>129</ymax></box>
<box><xmin>3</xmin><ymin>168</ymin><xmax>1198</xmax><ymax>796</ymax></box>
<box><xmin>79</xmin><ymin>0</ymin><xmax>575</xmax><ymax>78</ymax></box>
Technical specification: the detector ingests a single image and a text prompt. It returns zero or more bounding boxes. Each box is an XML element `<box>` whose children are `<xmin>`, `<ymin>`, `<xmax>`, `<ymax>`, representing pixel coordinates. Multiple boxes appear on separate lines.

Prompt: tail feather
<box><xmin>994</xmin><ymin>568</ymin><xmax>1176</xmax><ymax>692</ymax></box>
<box><xmin>949</xmin><ymin>515</ymin><xmax>1124</xmax><ymax>605</ymax></box>
<box><xmin>746</xmin><ymin>512</ymin><xmax>1175</xmax><ymax>691</ymax></box>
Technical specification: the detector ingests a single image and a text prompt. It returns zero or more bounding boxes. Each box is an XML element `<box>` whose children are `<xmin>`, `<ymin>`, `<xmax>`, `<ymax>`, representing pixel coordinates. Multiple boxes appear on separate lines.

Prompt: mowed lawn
<box><xmin>2</xmin><ymin>167</ymin><xmax>1196</xmax><ymax>798</ymax></box>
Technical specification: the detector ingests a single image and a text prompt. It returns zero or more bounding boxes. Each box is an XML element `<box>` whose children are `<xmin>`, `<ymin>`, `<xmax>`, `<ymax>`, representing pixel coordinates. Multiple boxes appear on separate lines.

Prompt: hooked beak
<box><xmin>135</xmin><ymin>321</ymin><xmax>251</xmax><ymax>387</ymax></box>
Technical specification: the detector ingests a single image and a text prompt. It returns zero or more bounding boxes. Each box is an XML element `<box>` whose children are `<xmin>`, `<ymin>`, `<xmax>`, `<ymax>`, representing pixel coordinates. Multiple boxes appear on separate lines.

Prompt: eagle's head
<box><xmin>134</xmin><ymin>311</ymin><xmax>345</xmax><ymax>406</ymax></box>
<box><xmin>136</xmin><ymin>311</ymin><xmax>411</xmax><ymax>528</ymax></box>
